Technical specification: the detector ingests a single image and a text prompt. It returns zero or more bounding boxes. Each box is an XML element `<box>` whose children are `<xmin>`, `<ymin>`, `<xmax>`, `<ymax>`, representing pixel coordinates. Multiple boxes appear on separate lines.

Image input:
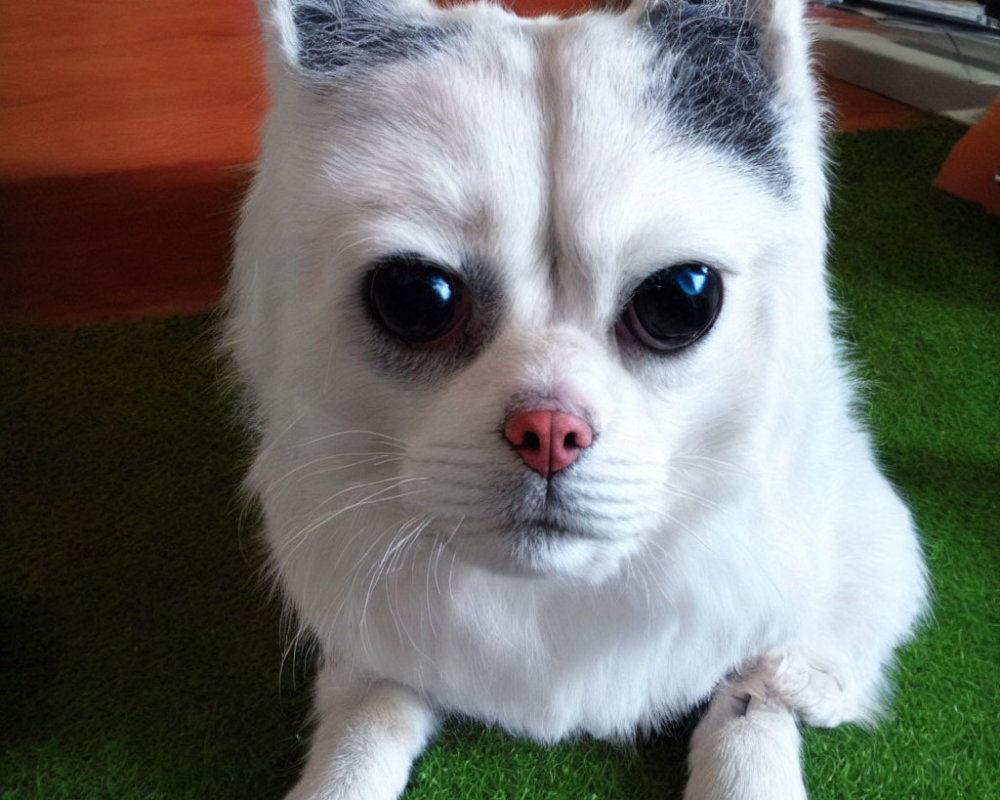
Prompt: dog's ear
<box><xmin>630</xmin><ymin>0</ymin><xmax>818</xmax><ymax>191</ymax></box>
<box><xmin>256</xmin><ymin>0</ymin><xmax>446</xmax><ymax>80</ymax></box>
<box><xmin>632</xmin><ymin>0</ymin><xmax>813</xmax><ymax>103</ymax></box>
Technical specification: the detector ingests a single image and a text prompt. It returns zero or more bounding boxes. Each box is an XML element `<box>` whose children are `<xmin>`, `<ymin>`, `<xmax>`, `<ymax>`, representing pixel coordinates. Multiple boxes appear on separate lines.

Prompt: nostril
<box><xmin>504</xmin><ymin>413</ymin><xmax>548</xmax><ymax>452</ymax></box>
<box><xmin>520</xmin><ymin>431</ymin><xmax>541</xmax><ymax>451</ymax></box>
<box><xmin>555</xmin><ymin>413</ymin><xmax>592</xmax><ymax>452</ymax></box>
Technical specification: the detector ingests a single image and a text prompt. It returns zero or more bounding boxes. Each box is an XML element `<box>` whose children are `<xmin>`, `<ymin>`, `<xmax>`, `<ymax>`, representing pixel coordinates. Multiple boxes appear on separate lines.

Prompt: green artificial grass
<box><xmin>2</xmin><ymin>124</ymin><xmax>998</xmax><ymax>799</ymax></box>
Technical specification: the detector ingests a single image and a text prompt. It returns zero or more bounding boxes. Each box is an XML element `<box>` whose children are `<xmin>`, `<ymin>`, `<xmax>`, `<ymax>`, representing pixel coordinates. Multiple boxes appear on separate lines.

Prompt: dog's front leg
<box><xmin>683</xmin><ymin>683</ymin><xmax>808</xmax><ymax>800</ymax></box>
<box><xmin>284</xmin><ymin>665</ymin><xmax>438</xmax><ymax>800</ymax></box>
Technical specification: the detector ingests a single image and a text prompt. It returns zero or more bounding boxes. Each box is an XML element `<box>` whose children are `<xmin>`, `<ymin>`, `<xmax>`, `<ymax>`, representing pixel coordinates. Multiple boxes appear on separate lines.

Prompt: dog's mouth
<box><xmin>411</xmin><ymin>462</ymin><xmax>645</xmax><ymax>580</ymax></box>
<box><xmin>504</xmin><ymin>511</ymin><xmax>620</xmax><ymax>545</ymax></box>
<box><xmin>439</xmin><ymin>485</ymin><xmax>641</xmax><ymax>582</ymax></box>
<box><xmin>498</xmin><ymin>476</ymin><xmax>627</xmax><ymax>542</ymax></box>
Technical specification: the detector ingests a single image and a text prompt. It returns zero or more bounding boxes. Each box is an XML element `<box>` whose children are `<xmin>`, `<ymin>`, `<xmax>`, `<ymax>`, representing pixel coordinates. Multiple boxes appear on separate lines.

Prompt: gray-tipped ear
<box><xmin>735</xmin><ymin>0</ymin><xmax>815</xmax><ymax>100</ymax></box>
<box><xmin>633</xmin><ymin>0</ymin><xmax>817</xmax><ymax>192</ymax></box>
<box><xmin>634</xmin><ymin>0</ymin><xmax>813</xmax><ymax>101</ymax></box>
<box><xmin>257</xmin><ymin>0</ymin><xmax>449</xmax><ymax>78</ymax></box>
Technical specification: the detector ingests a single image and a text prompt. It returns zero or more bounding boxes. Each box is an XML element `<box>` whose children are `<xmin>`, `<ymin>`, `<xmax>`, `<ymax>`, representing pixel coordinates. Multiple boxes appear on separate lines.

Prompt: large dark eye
<box><xmin>621</xmin><ymin>263</ymin><xmax>723</xmax><ymax>352</ymax></box>
<box><xmin>368</xmin><ymin>255</ymin><xmax>470</xmax><ymax>344</ymax></box>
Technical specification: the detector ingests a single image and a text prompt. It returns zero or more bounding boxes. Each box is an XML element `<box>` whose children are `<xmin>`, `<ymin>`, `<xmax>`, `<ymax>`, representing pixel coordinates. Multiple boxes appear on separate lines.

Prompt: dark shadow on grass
<box><xmin>1</xmin><ymin>318</ymin><xmax>307</xmax><ymax>799</ymax></box>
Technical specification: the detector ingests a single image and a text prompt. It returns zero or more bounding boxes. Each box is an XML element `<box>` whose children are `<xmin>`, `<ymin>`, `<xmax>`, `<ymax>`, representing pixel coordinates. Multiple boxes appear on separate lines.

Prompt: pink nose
<box><xmin>504</xmin><ymin>409</ymin><xmax>593</xmax><ymax>479</ymax></box>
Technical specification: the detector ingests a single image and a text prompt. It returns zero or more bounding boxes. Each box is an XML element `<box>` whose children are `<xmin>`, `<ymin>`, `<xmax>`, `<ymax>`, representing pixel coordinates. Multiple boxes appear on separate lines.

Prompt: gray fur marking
<box><xmin>643</xmin><ymin>0</ymin><xmax>791</xmax><ymax>194</ymax></box>
<box><xmin>291</xmin><ymin>0</ymin><xmax>459</xmax><ymax>75</ymax></box>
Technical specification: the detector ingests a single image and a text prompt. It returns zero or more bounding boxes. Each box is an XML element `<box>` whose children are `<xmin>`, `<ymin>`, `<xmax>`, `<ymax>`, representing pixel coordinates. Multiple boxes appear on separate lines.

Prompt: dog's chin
<box><xmin>456</xmin><ymin>527</ymin><xmax>639</xmax><ymax>585</ymax></box>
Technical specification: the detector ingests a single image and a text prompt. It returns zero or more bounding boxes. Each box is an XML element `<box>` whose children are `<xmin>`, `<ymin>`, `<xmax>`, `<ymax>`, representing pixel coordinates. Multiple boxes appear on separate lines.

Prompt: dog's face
<box><xmin>231</xmin><ymin>0</ymin><xmax>831</xmax><ymax>583</ymax></box>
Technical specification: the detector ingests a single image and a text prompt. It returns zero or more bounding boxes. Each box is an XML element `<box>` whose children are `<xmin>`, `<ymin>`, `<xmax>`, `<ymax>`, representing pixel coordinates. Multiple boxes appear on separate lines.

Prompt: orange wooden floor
<box><xmin>0</xmin><ymin>0</ymin><xmax>929</xmax><ymax>325</ymax></box>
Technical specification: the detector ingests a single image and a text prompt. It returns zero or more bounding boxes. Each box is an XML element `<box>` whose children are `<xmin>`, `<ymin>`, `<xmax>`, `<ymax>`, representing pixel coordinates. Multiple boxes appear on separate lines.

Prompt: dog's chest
<box><xmin>339</xmin><ymin>553</ymin><xmax>794</xmax><ymax>740</ymax></box>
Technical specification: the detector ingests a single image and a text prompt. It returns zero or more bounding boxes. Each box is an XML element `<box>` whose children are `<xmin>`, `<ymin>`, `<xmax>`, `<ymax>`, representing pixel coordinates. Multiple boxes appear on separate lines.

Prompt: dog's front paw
<box><xmin>281</xmin><ymin>670</ymin><xmax>439</xmax><ymax>800</ymax></box>
<box><xmin>684</xmin><ymin>689</ymin><xmax>808</xmax><ymax>800</ymax></box>
<box><xmin>751</xmin><ymin>651</ymin><xmax>855</xmax><ymax>728</ymax></box>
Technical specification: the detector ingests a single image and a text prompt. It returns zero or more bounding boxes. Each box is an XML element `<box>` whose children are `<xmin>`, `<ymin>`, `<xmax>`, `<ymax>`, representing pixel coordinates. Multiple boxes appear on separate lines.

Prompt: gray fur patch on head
<box><xmin>290</xmin><ymin>0</ymin><xmax>461</xmax><ymax>75</ymax></box>
<box><xmin>642</xmin><ymin>0</ymin><xmax>791</xmax><ymax>195</ymax></box>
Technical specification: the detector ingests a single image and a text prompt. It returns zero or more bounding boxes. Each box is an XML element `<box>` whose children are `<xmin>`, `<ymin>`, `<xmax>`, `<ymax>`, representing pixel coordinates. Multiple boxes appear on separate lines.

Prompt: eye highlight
<box><xmin>620</xmin><ymin>263</ymin><xmax>723</xmax><ymax>352</ymax></box>
<box><xmin>367</xmin><ymin>254</ymin><xmax>471</xmax><ymax>345</ymax></box>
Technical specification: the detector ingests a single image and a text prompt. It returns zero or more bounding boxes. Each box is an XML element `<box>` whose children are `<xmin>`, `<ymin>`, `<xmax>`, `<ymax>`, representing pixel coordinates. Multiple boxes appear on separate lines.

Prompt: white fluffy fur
<box><xmin>226</xmin><ymin>1</ymin><xmax>928</xmax><ymax>798</ymax></box>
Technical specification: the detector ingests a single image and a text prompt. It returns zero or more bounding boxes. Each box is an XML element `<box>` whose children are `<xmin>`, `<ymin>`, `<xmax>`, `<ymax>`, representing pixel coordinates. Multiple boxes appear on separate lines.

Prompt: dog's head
<box><xmin>230</xmin><ymin>0</ymin><xmax>835</xmax><ymax>583</ymax></box>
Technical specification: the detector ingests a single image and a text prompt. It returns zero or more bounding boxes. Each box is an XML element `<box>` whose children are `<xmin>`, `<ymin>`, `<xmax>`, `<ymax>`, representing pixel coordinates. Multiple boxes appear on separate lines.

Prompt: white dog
<box><xmin>225</xmin><ymin>0</ymin><xmax>928</xmax><ymax>797</ymax></box>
